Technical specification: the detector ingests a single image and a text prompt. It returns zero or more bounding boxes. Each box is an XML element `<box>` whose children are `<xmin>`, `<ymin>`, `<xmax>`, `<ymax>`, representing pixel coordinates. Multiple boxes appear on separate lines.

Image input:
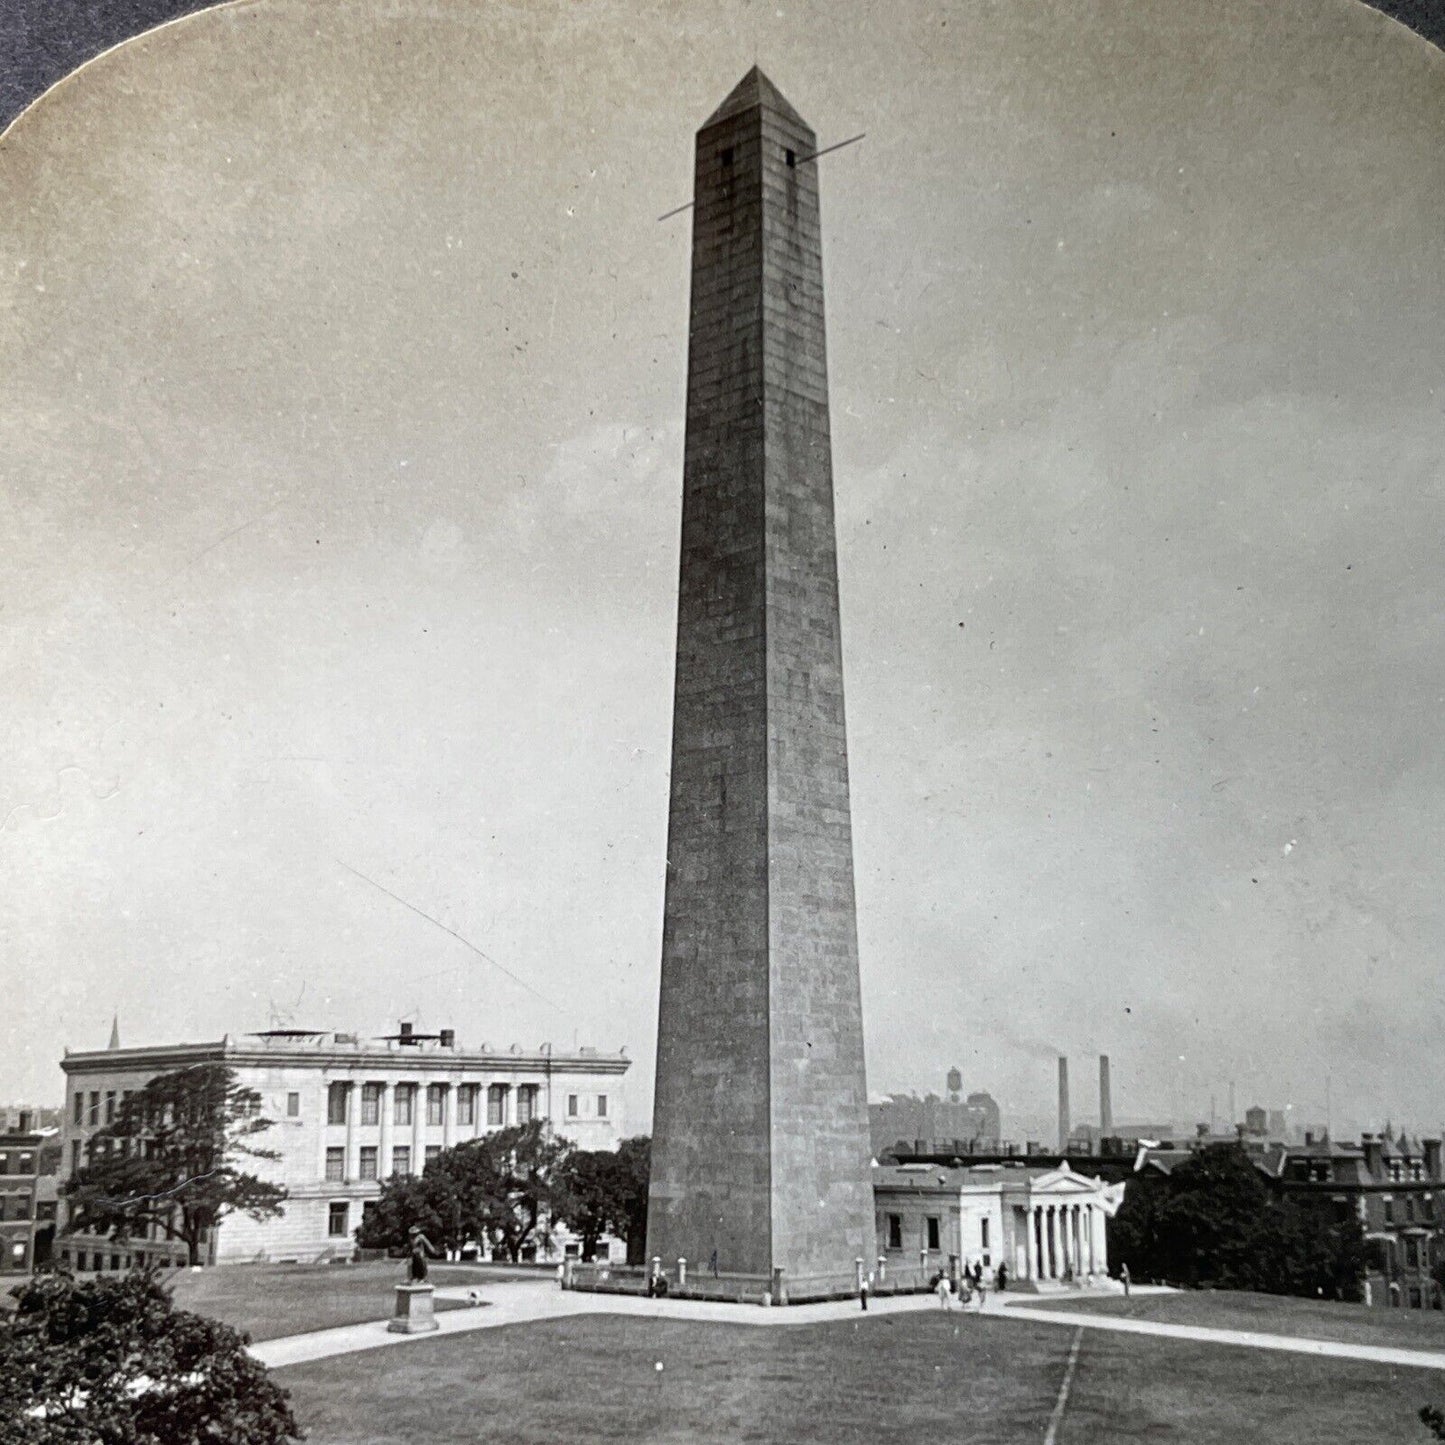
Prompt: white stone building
<box><xmin>872</xmin><ymin>1160</ymin><xmax>1125</xmax><ymax>1286</ymax></box>
<box><xmin>58</xmin><ymin>1025</ymin><xmax>630</xmax><ymax>1268</ymax></box>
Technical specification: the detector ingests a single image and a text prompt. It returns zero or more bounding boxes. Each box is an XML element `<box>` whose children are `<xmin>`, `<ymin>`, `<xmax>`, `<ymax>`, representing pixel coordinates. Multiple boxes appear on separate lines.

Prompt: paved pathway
<box><xmin>989</xmin><ymin>1294</ymin><xmax>1445</xmax><ymax>1372</ymax></box>
<box><xmin>253</xmin><ymin>1281</ymin><xmax>940</xmax><ymax>1368</ymax></box>
<box><xmin>251</xmin><ymin>1279</ymin><xmax>1445</xmax><ymax>1374</ymax></box>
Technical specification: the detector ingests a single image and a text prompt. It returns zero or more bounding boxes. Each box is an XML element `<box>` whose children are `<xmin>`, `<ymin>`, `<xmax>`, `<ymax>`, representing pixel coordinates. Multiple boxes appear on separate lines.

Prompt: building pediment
<box><xmin>1028</xmin><ymin>1164</ymin><xmax>1126</xmax><ymax>1216</ymax></box>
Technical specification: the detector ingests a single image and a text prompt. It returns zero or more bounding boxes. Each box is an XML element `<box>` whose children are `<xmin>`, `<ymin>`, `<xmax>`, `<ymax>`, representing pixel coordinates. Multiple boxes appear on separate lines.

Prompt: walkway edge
<box><xmin>993</xmin><ymin>1304</ymin><xmax>1445</xmax><ymax>1372</ymax></box>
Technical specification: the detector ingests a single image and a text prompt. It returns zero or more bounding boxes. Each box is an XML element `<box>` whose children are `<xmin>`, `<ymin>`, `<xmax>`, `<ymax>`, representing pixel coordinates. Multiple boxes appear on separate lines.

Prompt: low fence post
<box><xmin>677</xmin><ymin>1256</ymin><xmax>687</xmax><ymax>1290</ymax></box>
<box><xmin>772</xmin><ymin>1266</ymin><xmax>785</xmax><ymax>1306</ymax></box>
<box><xmin>877</xmin><ymin>1255</ymin><xmax>887</xmax><ymax>1284</ymax></box>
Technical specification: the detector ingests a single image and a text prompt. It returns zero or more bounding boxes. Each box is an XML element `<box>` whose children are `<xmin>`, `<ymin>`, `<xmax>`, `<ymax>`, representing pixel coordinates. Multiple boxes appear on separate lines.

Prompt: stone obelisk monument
<box><xmin>647</xmin><ymin>69</ymin><xmax>874</xmax><ymax>1284</ymax></box>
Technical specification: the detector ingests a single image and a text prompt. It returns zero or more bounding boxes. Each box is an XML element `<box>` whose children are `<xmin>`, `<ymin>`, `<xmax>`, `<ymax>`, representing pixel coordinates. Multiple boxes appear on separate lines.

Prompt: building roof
<box><xmin>62</xmin><ymin>1032</ymin><xmax>630</xmax><ymax>1077</ymax></box>
<box><xmin>874</xmin><ymin>1160</ymin><xmax>1113</xmax><ymax>1191</ymax></box>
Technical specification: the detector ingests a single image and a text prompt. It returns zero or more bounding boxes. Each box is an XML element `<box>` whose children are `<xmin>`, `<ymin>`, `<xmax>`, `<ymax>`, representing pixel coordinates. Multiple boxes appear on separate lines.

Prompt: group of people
<box><xmin>931</xmin><ymin>1260</ymin><xmax>1008</xmax><ymax>1310</ymax></box>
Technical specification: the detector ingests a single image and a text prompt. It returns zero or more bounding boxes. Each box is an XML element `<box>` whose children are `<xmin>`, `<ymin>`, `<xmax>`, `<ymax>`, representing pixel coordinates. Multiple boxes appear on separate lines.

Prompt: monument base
<box><xmin>388</xmin><ymin>1282</ymin><xmax>439</xmax><ymax>1333</ymax></box>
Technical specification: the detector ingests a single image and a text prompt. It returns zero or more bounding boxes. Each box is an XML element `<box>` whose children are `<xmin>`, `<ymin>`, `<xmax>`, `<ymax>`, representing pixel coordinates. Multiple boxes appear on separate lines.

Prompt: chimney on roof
<box><xmin>1425</xmin><ymin>1139</ymin><xmax>1442</xmax><ymax>1182</ymax></box>
<box><xmin>1362</xmin><ymin>1133</ymin><xmax>1384</xmax><ymax>1178</ymax></box>
<box><xmin>17</xmin><ymin>1110</ymin><xmax>32</xmax><ymax>1134</ymax></box>
<box><xmin>439</xmin><ymin>1029</ymin><xmax>455</xmax><ymax>1048</ymax></box>
<box><xmin>1099</xmin><ymin>1055</ymin><xmax>1113</xmax><ymax>1136</ymax></box>
<box><xmin>1304</xmin><ymin>1130</ymin><xmax>1315</xmax><ymax>1147</ymax></box>
<box><xmin>399</xmin><ymin>1022</ymin><xmax>413</xmax><ymax>1040</ymax></box>
<box><xmin>1058</xmin><ymin>1057</ymin><xmax>1070</xmax><ymax>1152</ymax></box>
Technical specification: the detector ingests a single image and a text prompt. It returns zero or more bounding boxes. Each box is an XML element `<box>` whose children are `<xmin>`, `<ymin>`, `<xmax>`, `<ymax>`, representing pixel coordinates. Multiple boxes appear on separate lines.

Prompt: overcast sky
<box><xmin>2</xmin><ymin>0</ymin><xmax>1441</xmax><ymax>1139</ymax></box>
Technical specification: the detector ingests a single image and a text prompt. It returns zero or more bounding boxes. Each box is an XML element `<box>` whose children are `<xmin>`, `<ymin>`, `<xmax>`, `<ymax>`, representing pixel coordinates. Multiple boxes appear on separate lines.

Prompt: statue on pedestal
<box><xmin>407</xmin><ymin>1226</ymin><xmax>437</xmax><ymax>1282</ymax></box>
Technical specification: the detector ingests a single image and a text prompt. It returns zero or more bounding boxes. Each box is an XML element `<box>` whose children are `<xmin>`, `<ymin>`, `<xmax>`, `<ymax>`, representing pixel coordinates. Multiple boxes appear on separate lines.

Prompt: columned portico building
<box><xmin>59</xmin><ymin>1026</ymin><xmax>630</xmax><ymax>1268</ymax></box>
<box><xmin>873</xmin><ymin>1161</ymin><xmax>1125</xmax><ymax>1287</ymax></box>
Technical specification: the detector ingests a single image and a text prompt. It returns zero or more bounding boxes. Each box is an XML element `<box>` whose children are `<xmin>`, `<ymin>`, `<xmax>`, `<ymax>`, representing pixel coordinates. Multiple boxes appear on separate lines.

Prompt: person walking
<box><xmin>935</xmin><ymin>1272</ymin><xmax>953</xmax><ymax>1309</ymax></box>
<box><xmin>860</xmin><ymin>1271</ymin><xmax>871</xmax><ymax>1312</ymax></box>
<box><xmin>996</xmin><ymin>1261</ymin><xmax>1009</xmax><ymax>1292</ymax></box>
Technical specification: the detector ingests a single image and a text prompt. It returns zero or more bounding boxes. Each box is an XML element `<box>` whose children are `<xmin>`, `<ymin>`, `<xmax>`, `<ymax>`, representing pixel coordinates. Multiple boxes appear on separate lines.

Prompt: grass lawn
<box><xmin>276</xmin><ymin>1310</ymin><xmax>1445</xmax><ymax>1444</ymax></box>
<box><xmin>1042</xmin><ymin>1288</ymin><xmax>1445</xmax><ymax>1348</ymax></box>
<box><xmin>165</xmin><ymin>1260</ymin><xmax>499</xmax><ymax>1340</ymax></box>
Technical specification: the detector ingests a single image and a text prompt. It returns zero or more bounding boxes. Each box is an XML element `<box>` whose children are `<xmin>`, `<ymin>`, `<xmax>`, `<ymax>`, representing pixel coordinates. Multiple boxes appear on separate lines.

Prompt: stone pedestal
<box><xmin>388</xmin><ymin>1283</ymin><xmax>439</xmax><ymax>1334</ymax></box>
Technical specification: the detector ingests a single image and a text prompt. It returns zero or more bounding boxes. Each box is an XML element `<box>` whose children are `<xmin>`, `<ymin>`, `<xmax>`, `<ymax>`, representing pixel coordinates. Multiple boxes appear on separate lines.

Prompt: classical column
<box><xmin>506</xmin><ymin>1080</ymin><xmax>517</xmax><ymax>1127</ymax></box>
<box><xmin>379</xmin><ymin>1083</ymin><xmax>394</xmax><ymax>1178</ymax></box>
<box><xmin>1024</xmin><ymin>1207</ymin><xmax>1037</xmax><ymax>1281</ymax></box>
<box><xmin>411</xmin><ymin>1080</ymin><xmax>425</xmax><ymax>1170</ymax></box>
<box><xmin>1048</xmin><ymin>1208</ymin><xmax>1060</xmax><ymax>1279</ymax></box>
<box><xmin>1097</xmin><ymin>1208</ymin><xmax>1109</xmax><ymax>1274</ymax></box>
<box><xmin>442</xmin><ymin>1084</ymin><xmax>456</xmax><ymax>1150</ymax></box>
<box><xmin>343</xmin><ymin>1083</ymin><xmax>359</xmax><ymax>1182</ymax></box>
<box><xmin>316</xmin><ymin>1079</ymin><xmax>331</xmax><ymax>1179</ymax></box>
<box><xmin>1087</xmin><ymin>1206</ymin><xmax>1097</xmax><ymax>1274</ymax></box>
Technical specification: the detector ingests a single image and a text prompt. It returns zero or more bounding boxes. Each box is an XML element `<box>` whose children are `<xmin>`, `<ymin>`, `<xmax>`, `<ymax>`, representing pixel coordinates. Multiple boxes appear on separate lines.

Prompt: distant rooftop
<box><xmin>63</xmin><ymin>1024</ymin><xmax>629</xmax><ymax>1069</ymax></box>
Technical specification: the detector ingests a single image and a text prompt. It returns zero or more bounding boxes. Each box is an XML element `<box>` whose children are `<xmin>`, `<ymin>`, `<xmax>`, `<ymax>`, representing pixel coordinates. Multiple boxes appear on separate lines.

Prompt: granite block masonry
<box><xmin>646</xmin><ymin>68</ymin><xmax>875</xmax><ymax>1285</ymax></box>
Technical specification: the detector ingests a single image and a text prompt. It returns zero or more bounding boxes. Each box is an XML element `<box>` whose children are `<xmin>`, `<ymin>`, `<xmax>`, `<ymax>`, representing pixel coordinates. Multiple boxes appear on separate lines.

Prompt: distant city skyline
<box><xmin>3</xmin><ymin>0</ymin><xmax>1442</xmax><ymax>1134</ymax></box>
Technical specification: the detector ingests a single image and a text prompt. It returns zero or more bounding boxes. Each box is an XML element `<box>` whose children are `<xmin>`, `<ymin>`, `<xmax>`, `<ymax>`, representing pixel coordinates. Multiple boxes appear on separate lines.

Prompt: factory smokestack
<box><xmin>1058</xmin><ymin>1056</ymin><xmax>1070</xmax><ymax>1152</ymax></box>
<box><xmin>1099</xmin><ymin>1054</ymin><xmax>1113</xmax><ymax>1136</ymax></box>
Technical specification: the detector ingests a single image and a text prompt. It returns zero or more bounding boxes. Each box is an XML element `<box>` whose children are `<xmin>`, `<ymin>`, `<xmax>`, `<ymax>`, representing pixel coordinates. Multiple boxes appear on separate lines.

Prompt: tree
<box><xmin>357</xmin><ymin>1122</ymin><xmax>575</xmax><ymax>1262</ymax></box>
<box><xmin>0</xmin><ymin>1268</ymin><xmax>300</xmax><ymax>1444</ymax></box>
<box><xmin>615</xmin><ymin>1136</ymin><xmax>651</xmax><ymax>1264</ymax></box>
<box><xmin>556</xmin><ymin>1136</ymin><xmax>652</xmax><ymax>1263</ymax></box>
<box><xmin>558</xmin><ymin>1152</ymin><xmax>627</xmax><ymax>1262</ymax></box>
<box><xmin>1109</xmin><ymin>1144</ymin><xmax>1365</xmax><ymax>1300</ymax></box>
<box><xmin>63</xmin><ymin>1064</ymin><xmax>287</xmax><ymax>1267</ymax></box>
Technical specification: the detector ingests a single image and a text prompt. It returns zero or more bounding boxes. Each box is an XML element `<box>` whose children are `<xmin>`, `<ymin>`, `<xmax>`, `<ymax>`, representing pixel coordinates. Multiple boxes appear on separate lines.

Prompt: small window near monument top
<box><xmin>597</xmin><ymin>1094</ymin><xmax>608</xmax><ymax>1118</ymax></box>
<box><xmin>786</xmin><ymin>148</ymin><xmax>796</xmax><ymax>168</ymax></box>
<box><xmin>287</xmin><ymin>1092</ymin><xmax>300</xmax><ymax>1117</ymax></box>
<box><xmin>567</xmin><ymin>1095</ymin><xmax>578</xmax><ymax>1117</ymax></box>
<box><xmin>721</xmin><ymin>146</ymin><xmax>733</xmax><ymax>166</ymax></box>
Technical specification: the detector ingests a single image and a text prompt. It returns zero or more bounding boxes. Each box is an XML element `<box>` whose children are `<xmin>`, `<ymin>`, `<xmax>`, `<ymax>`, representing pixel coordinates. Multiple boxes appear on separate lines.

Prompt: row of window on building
<box><xmin>60</xmin><ymin>1247</ymin><xmax>180</xmax><ymax>1273</ymax></box>
<box><xmin>327</xmin><ymin>1144</ymin><xmax>423</xmax><ymax>1180</ymax></box>
<box><xmin>73</xmin><ymin>1083</ymin><xmax>611</xmax><ymax>1132</ymax></box>
<box><xmin>1383</xmin><ymin>1194</ymin><xmax>1437</xmax><ymax>1225</ymax></box>
<box><xmin>0</xmin><ymin>1195</ymin><xmax>54</xmax><ymax>1223</ymax></box>
<box><xmin>72</xmin><ymin>1090</ymin><xmax>128</xmax><ymax>1127</ymax></box>
<box><xmin>324</xmin><ymin>1082</ymin><xmax>608</xmax><ymax>1128</ymax></box>
<box><xmin>0</xmin><ymin>1151</ymin><xmax>39</xmax><ymax>1176</ymax></box>
<box><xmin>882</xmin><ymin>1213</ymin><xmax>983</xmax><ymax>1254</ymax></box>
